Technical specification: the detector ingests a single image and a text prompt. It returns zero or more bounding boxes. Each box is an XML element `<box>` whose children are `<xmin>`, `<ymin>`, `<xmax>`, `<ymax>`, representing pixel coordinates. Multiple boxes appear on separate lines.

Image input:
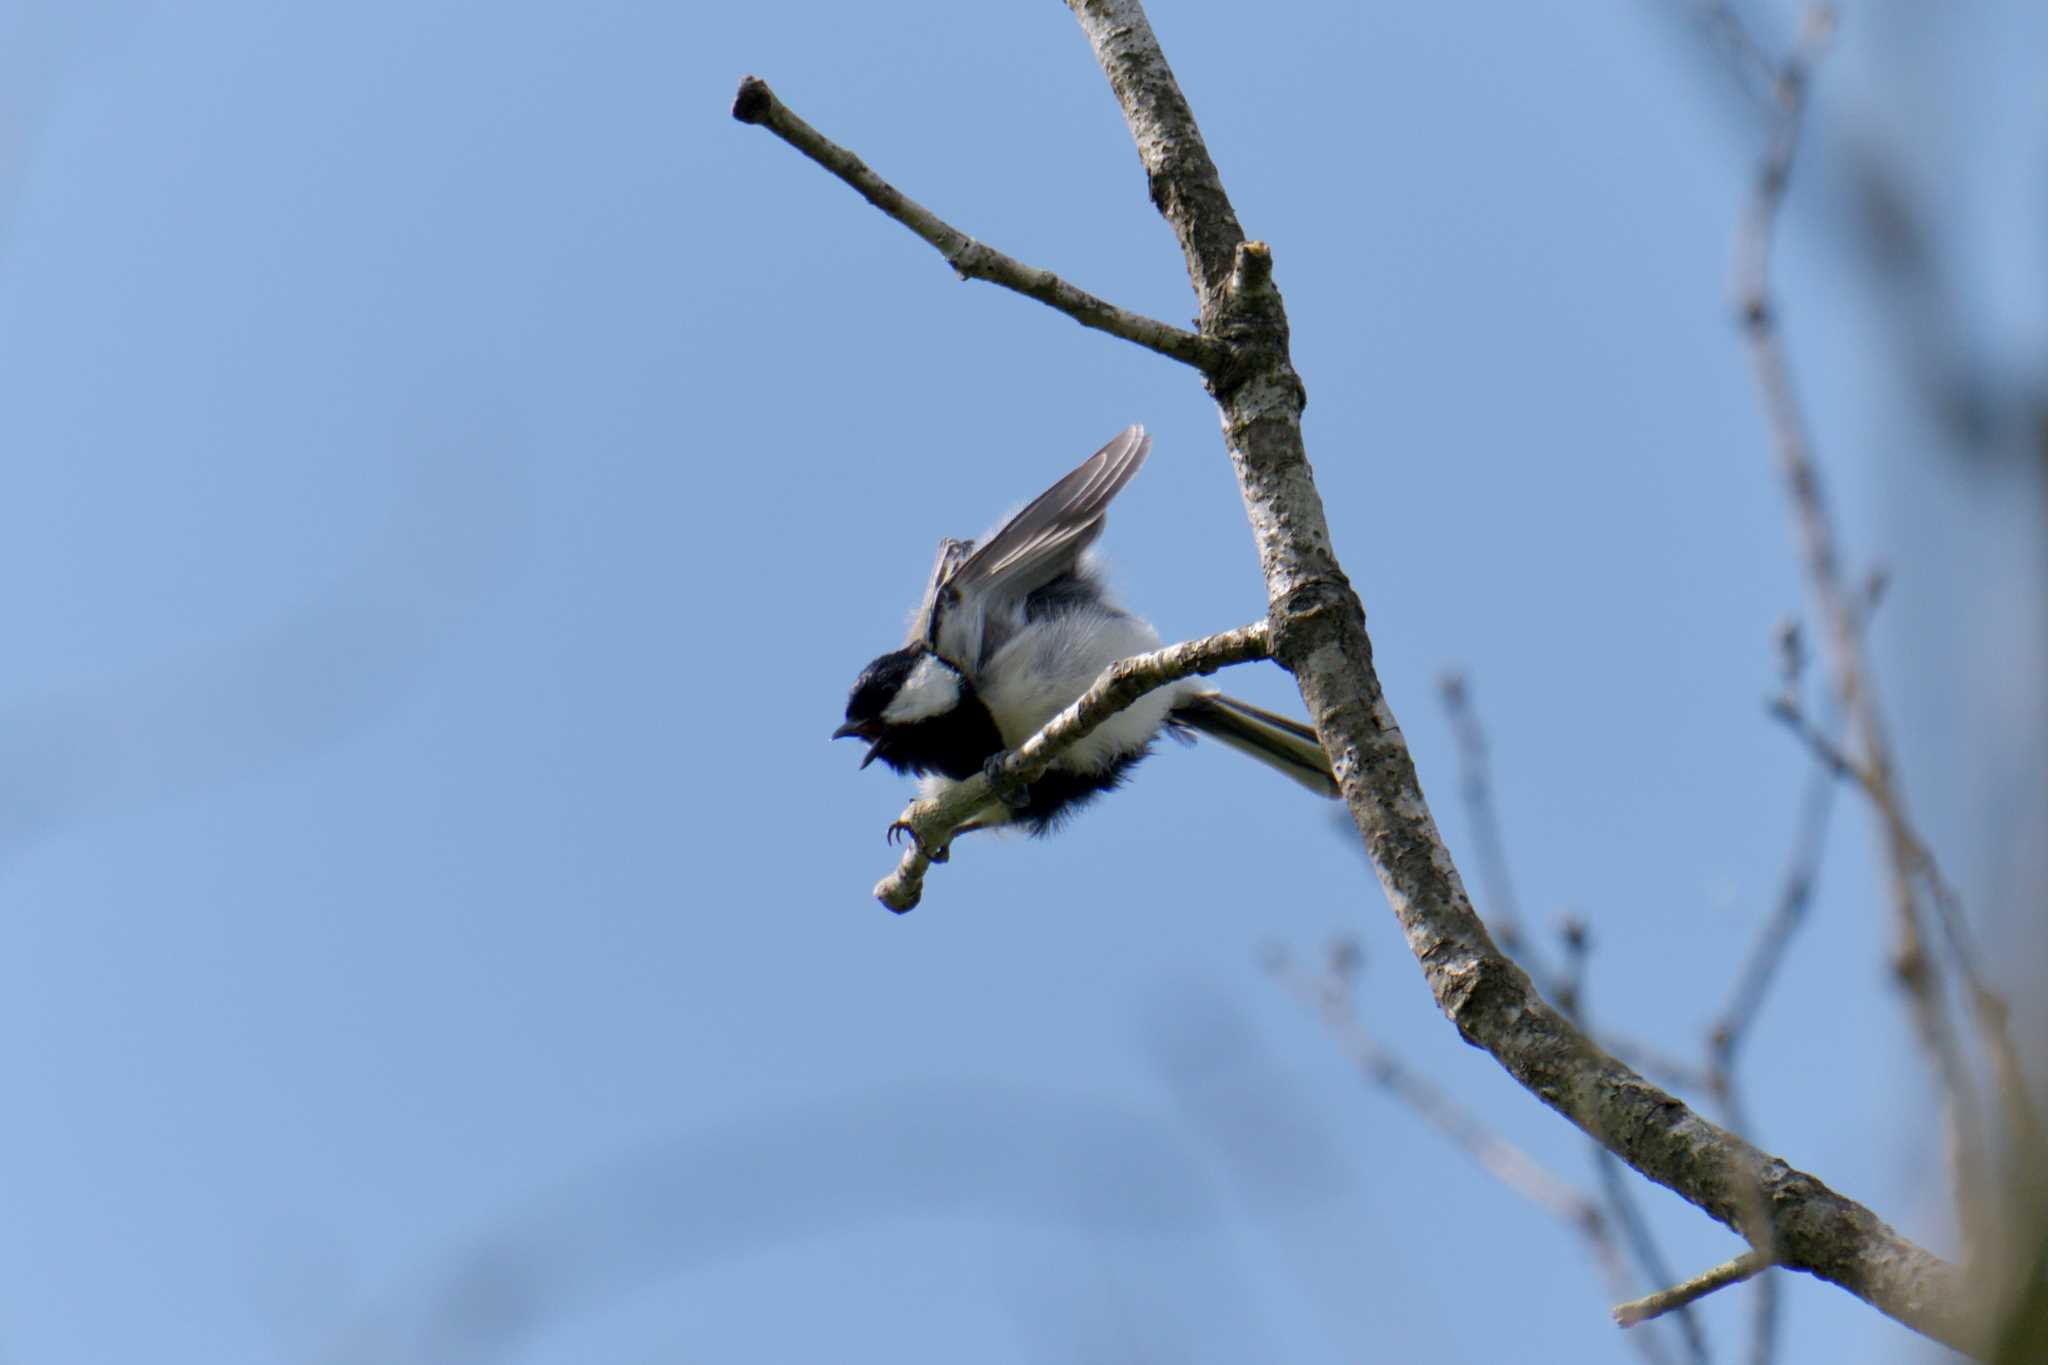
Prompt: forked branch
<box><xmin>1065</xmin><ymin>0</ymin><xmax>1977</xmax><ymax>1348</ymax></box>
<box><xmin>736</xmin><ymin>0</ymin><xmax>1984</xmax><ymax>1350</ymax></box>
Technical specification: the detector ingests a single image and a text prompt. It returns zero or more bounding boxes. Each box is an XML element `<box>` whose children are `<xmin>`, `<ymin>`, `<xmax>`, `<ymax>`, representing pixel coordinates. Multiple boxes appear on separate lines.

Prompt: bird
<box><xmin>832</xmin><ymin>425</ymin><xmax>1338</xmax><ymax>843</ymax></box>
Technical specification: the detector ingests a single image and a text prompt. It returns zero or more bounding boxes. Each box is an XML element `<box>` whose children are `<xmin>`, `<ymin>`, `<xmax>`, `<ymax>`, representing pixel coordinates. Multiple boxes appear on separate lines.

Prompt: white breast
<box><xmin>976</xmin><ymin>609</ymin><xmax>1183</xmax><ymax>774</ymax></box>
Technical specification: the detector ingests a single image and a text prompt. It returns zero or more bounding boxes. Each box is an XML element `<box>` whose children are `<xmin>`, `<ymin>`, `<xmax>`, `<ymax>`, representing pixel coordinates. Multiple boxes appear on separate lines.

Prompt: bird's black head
<box><xmin>837</xmin><ymin>647</ymin><xmax>929</xmax><ymax>743</ymax></box>
<box><xmin>832</xmin><ymin>645</ymin><xmax>1002</xmax><ymax>780</ymax></box>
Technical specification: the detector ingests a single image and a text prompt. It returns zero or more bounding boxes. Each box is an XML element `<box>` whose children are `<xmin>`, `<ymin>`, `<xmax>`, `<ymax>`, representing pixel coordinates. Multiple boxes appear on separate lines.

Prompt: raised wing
<box><xmin>950</xmin><ymin>425</ymin><xmax>1149</xmax><ymax>601</ymax></box>
<box><xmin>924</xmin><ymin>425</ymin><xmax>1151</xmax><ymax>668</ymax></box>
<box><xmin>907</xmin><ymin>536</ymin><xmax>972</xmax><ymax>647</ymax></box>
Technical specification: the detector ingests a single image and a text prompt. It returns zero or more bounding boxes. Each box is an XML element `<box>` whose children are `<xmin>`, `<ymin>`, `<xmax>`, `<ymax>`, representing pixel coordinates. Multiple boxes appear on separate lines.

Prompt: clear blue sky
<box><xmin>1</xmin><ymin>2</ymin><xmax>2041</xmax><ymax>1361</ymax></box>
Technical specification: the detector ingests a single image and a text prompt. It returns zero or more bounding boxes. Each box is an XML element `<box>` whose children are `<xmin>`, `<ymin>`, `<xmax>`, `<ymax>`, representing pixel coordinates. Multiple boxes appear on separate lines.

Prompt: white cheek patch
<box><xmin>882</xmin><ymin>654</ymin><xmax>963</xmax><ymax>725</ymax></box>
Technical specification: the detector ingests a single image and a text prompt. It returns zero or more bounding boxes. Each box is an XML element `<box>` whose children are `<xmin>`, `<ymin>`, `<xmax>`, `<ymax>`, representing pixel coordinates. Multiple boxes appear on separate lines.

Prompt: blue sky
<box><xmin>1</xmin><ymin>2</ymin><xmax>2041</xmax><ymax>1361</ymax></box>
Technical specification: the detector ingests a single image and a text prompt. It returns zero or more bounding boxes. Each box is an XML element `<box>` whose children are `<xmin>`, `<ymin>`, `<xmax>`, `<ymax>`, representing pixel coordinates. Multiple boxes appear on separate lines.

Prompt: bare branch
<box><xmin>1729</xmin><ymin>2</ymin><xmax>2009</xmax><ymax>1252</ymax></box>
<box><xmin>1714</xmin><ymin>756</ymin><xmax>1835</xmax><ymax>1061</ymax></box>
<box><xmin>1436</xmin><ymin>673</ymin><xmax>1543</xmax><ymax>982</ymax></box>
<box><xmin>1564</xmin><ymin>936</ymin><xmax>1709</xmax><ymax>1364</ymax></box>
<box><xmin>874</xmin><ymin>621</ymin><xmax>1273</xmax><ymax>911</ymax></box>
<box><xmin>1269</xmin><ymin>943</ymin><xmax>1594</xmax><ymax>1224</ymax></box>
<box><xmin>1059</xmin><ymin>0</ymin><xmax>1978</xmax><ymax>1348</ymax></box>
<box><xmin>730</xmin><ymin>76</ymin><xmax>1224</xmax><ymax>371</ymax></box>
<box><xmin>1771</xmin><ymin>696</ymin><xmax>2044</xmax><ymax>1162</ymax></box>
<box><xmin>742</xmin><ymin>1</ymin><xmax>1986</xmax><ymax>1347</ymax></box>
<box><xmin>1268</xmin><ymin>942</ymin><xmax>1674</xmax><ymax>1365</ymax></box>
<box><xmin>1616</xmin><ymin>1252</ymin><xmax>1775</xmax><ymax>1329</ymax></box>
<box><xmin>1436</xmin><ymin>677</ymin><xmax>1699</xmax><ymax>1357</ymax></box>
<box><xmin>1707</xmin><ymin>639</ymin><xmax>1844</xmax><ymax>1365</ymax></box>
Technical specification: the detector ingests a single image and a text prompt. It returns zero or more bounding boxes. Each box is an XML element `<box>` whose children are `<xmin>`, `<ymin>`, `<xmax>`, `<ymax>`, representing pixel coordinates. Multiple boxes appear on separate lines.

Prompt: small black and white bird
<box><xmin>834</xmin><ymin>425</ymin><xmax>1337</xmax><ymax>838</ymax></box>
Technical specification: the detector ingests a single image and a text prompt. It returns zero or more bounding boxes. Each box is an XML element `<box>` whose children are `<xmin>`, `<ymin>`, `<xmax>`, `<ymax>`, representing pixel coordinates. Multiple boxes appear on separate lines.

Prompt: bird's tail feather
<box><xmin>1169</xmin><ymin>691</ymin><xmax>1339</xmax><ymax>798</ymax></box>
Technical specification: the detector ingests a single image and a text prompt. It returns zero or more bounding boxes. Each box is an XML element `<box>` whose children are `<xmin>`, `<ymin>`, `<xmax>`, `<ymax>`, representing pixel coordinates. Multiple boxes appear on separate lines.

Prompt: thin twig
<box><xmin>1065</xmin><ymin>0</ymin><xmax>1978</xmax><ymax>1347</ymax></box>
<box><xmin>874</xmin><ymin>621</ymin><xmax>1273</xmax><ymax>911</ymax></box>
<box><xmin>730</xmin><ymin>77</ymin><xmax>1224</xmax><ymax>372</ymax></box>
<box><xmin>1705</xmin><ymin>680</ymin><xmax>1840</xmax><ymax>1365</ymax></box>
<box><xmin>1595</xmin><ymin>1148</ymin><xmax>1708</xmax><ymax>1363</ymax></box>
<box><xmin>745</xmin><ymin>3</ymin><xmax>1986</xmax><ymax>1346</ymax></box>
<box><xmin>1702</xmin><ymin>643</ymin><xmax>1842</xmax><ymax>1365</ymax></box>
<box><xmin>1714</xmin><ymin>732</ymin><xmax>1838</xmax><ymax>1061</ymax></box>
<box><xmin>1436</xmin><ymin>673</ymin><xmax>1552</xmax><ymax>992</ymax></box>
<box><xmin>1570</xmin><ymin>946</ymin><xmax>1709</xmax><ymax>1364</ymax></box>
<box><xmin>1718</xmin><ymin>615</ymin><xmax>1850</xmax><ymax>1090</ymax></box>
<box><xmin>1436</xmin><ymin>677</ymin><xmax>1698</xmax><ymax>1358</ymax></box>
<box><xmin>1679</xmin><ymin>1</ymin><xmax>1781</xmax><ymax>109</ymax></box>
<box><xmin>1730</xmin><ymin>3</ymin><xmax>2012</xmax><ymax>1247</ymax></box>
<box><xmin>1268</xmin><ymin>942</ymin><xmax>1674</xmax><ymax>1365</ymax></box>
<box><xmin>1616</xmin><ymin>1252</ymin><xmax>1775</xmax><ymax>1328</ymax></box>
<box><xmin>1770</xmin><ymin>696</ymin><xmax>2044</xmax><ymax>1164</ymax></box>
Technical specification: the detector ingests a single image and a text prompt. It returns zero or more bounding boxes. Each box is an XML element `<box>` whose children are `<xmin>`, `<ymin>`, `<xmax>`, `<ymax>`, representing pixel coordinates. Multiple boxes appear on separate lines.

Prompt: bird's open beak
<box><xmin>832</xmin><ymin>720</ymin><xmax>886</xmax><ymax>769</ymax></box>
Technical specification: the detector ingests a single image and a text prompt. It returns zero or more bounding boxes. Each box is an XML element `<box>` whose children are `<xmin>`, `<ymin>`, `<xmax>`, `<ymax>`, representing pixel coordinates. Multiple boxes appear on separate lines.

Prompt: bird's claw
<box><xmin>887</xmin><ymin>821</ymin><xmax>949</xmax><ymax>863</ymax></box>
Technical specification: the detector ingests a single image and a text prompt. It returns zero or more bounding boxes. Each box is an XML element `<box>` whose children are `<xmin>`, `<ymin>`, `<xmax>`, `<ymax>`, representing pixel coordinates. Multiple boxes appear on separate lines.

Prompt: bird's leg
<box><xmin>982</xmin><ymin>753</ymin><xmax>1031</xmax><ymax>810</ymax></box>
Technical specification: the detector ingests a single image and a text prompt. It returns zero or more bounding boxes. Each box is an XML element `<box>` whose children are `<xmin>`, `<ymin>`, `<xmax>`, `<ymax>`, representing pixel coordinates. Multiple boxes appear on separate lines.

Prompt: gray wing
<box><xmin>907</xmin><ymin>536</ymin><xmax>973</xmax><ymax>646</ymax></box>
<box><xmin>927</xmin><ymin>425</ymin><xmax>1152</xmax><ymax>666</ymax></box>
<box><xmin>948</xmin><ymin>425</ymin><xmax>1150</xmax><ymax>602</ymax></box>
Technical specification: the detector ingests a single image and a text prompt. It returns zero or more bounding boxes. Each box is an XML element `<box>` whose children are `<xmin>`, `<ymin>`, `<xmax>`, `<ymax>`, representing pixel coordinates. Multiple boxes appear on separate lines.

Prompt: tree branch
<box><xmin>737</xmin><ymin>1</ymin><xmax>1987</xmax><ymax>1349</ymax></box>
<box><xmin>1436</xmin><ymin>673</ymin><xmax>1548</xmax><ymax>988</ymax></box>
<box><xmin>730</xmin><ymin>76</ymin><xmax>1224</xmax><ymax>371</ymax></box>
<box><xmin>1731</xmin><ymin>5</ymin><xmax>2038</xmax><ymax>1254</ymax></box>
<box><xmin>1771</xmin><ymin>695</ymin><xmax>2044</xmax><ymax>1165</ymax></box>
<box><xmin>1616</xmin><ymin>1251</ymin><xmax>1775</xmax><ymax>1329</ymax></box>
<box><xmin>1269</xmin><ymin>940</ymin><xmax>1675</xmax><ymax>1365</ymax></box>
<box><xmin>1061</xmin><ymin>0</ymin><xmax>1979</xmax><ymax>1350</ymax></box>
<box><xmin>1435</xmin><ymin>676</ymin><xmax>1701</xmax><ymax>1359</ymax></box>
<box><xmin>873</xmin><ymin>621</ymin><xmax>1273</xmax><ymax>912</ymax></box>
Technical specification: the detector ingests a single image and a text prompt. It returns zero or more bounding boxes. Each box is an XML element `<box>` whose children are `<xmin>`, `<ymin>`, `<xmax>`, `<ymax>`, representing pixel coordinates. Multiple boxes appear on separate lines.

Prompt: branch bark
<box><xmin>1061</xmin><ymin>0</ymin><xmax>1978</xmax><ymax>1350</ymax></box>
<box><xmin>731</xmin><ymin>76</ymin><xmax>1223</xmax><ymax>371</ymax></box>
<box><xmin>734</xmin><ymin>1</ymin><xmax>1985</xmax><ymax>1350</ymax></box>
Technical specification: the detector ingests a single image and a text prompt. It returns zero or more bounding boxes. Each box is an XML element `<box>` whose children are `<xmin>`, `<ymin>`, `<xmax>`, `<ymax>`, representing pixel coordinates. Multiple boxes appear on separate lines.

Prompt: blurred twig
<box><xmin>1726</xmin><ymin>1</ymin><xmax>2019</xmax><ymax>1251</ymax></box>
<box><xmin>1667</xmin><ymin>1</ymin><xmax>2033</xmax><ymax>467</ymax></box>
<box><xmin>1435</xmin><ymin>674</ymin><xmax>1704</xmax><ymax>1361</ymax></box>
<box><xmin>1770</xmin><ymin>694</ymin><xmax>2044</xmax><ymax>1166</ymax></box>
<box><xmin>1437</xmin><ymin>673</ymin><xmax>1551</xmax><ymax>993</ymax></box>
<box><xmin>746</xmin><ymin>4</ymin><xmax>1985</xmax><ymax>1347</ymax></box>
<box><xmin>1266</xmin><ymin>940</ymin><xmax>1676</xmax><ymax>1365</ymax></box>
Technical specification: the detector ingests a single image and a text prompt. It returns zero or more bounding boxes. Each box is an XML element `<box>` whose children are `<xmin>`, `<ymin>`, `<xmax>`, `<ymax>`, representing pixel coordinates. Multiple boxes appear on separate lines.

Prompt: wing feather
<box><xmin>948</xmin><ymin>425</ymin><xmax>1150</xmax><ymax>601</ymax></box>
<box><xmin>908</xmin><ymin>537</ymin><xmax>972</xmax><ymax>647</ymax></box>
<box><xmin>925</xmin><ymin>425</ymin><xmax>1152</xmax><ymax>669</ymax></box>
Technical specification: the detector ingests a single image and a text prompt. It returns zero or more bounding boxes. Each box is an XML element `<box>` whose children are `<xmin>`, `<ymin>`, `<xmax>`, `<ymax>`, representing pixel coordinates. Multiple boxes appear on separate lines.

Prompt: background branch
<box><xmin>1728</xmin><ymin>3</ymin><xmax>2037</xmax><ymax>1265</ymax></box>
<box><xmin>1060</xmin><ymin>0</ymin><xmax>1977</xmax><ymax>1349</ymax></box>
<box><xmin>738</xmin><ymin>0</ymin><xmax>1993</xmax><ymax>1350</ymax></box>
<box><xmin>1435</xmin><ymin>675</ymin><xmax>1704</xmax><ymax>1361</ymax></box>
<box><xmin>1267</xmin><ymin>940</ymin><xmax>1675</xmax><ymax>1365</ymax></box>
<box><xmin>1436</xmin><ymin>673</ymin><xmax>1548</xmax><ymax>989</ymax></box>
